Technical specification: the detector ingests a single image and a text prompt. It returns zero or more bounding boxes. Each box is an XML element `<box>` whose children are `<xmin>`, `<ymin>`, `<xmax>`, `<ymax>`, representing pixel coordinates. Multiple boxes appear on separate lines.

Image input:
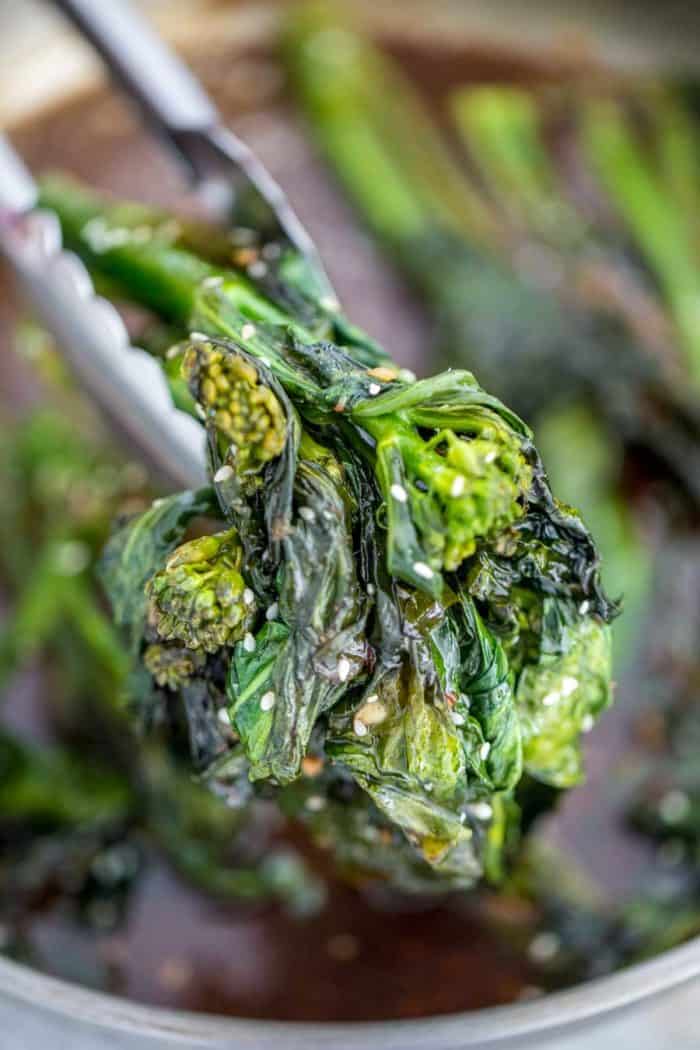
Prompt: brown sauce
<box><xmin>0</xmin><ymin>34</ymin><xmax>655</xmax><ymax>1021</ymax></box>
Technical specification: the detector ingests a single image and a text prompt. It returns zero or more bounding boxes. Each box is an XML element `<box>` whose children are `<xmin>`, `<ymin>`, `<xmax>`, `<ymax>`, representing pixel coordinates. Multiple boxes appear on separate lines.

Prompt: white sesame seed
<box><xmin>54</xmin><ymin>541</ymin><xmax>91</xmax><ymax>577</ymax></box>
<box><xmin>413</xmin><ymin>562</ymin><xmax>434</xmax><ymax>580</ymax></box>
<box><xmin>353</xmin><ymin>718</ymin><xmax>368</xmax><ymax>737</ymax></box>
<box><xmin>659</xmin><ymin>790</ymin><xmax>691</xmax><ymax>824</ymax></box>
<box><xmin>484</xmin><ymin>450</ymin><xmax>497</xmax><ymax>464</ymax></box>
<box><xmin>450</xmin><ymin>476</ymin><xmax>466</xmax><ymax>498</ymax></box>
<box><xmin>202</xmin><ymin>275</ymin><xmax>224</xmax><ymax>289</ymax></box>
<box><xmin>166</xmin><ymin>344</ymin><xmax>182</xmax><ymax>360</ymax></box>
<box><xmin>542</xmin><ymin>691</ymin><xmax>560</xmax><ymax>707</ymax></box>
<box><xmin>561</xmin><ymin>676</ymin><xmax>578</xmax><ymax>697</ymax></box>
<box><xmin>241</xmin><ymin>323</ymin><xmax>257</xmax><ymax>340</ymax></box>
<box><xmin>366</xmin><ymin>583</ymin><xmax>375</xmax><ymax>596</ymax></box>
<box><xmin>356</xmin><ymin>701</ymin><xmax>387</xmax><ymax>727</ymax></box>
<box><xmin>248</xmin><ymin>260</ymin><xmax>268</xmax><ymax>278</ymax></box>
<box><xmin>469</xmin><ymin>802</ymin><xmax>493</xmax><ymax>821</ymax></box>
<box><xmin>195</xmin><ymin>404</ymin><xmax>207</xmax><ymax>420</ymax></box>
<box><xmin>365</xmin><ymin>694</ymin><xmax>379</xmax><ymax>704</ymax></box>
<box><xmin>320</xmin><ymin>295</ymin><xmax>340</xmax><ymax>311</ymax></box>
<box><xmin>243</xmin><ymin>588</ymin><xmax>255</xmax><ymax>606</ymax></box>
<box><xmin>214</xmin><ymin>464</ymin><xmax>234</xmax><ymax>483</ymax></box>
<box><xmin>266</xmin><ymin>602</ymin><xmax>279</xmax><ymax>621</ymax></box>
<box><xmin>451</xmin><ymin>711</ymin><xmax>466</xmax><ymax>726</ymax></box>
<box><xmin>305</xmin><ymin>795</ymin><xmax>326</xmax><ymax>812</ymax></box>
<box><xmin>480</xmin><ymin>742</ymin><xmax>491</xmax><ymax>761</ymax></box>
<box><xmin>528</xmin><ymin>932</ymin><xmax>560</xmax><ymax>963</ymax></box>
<box><xmin>579</xmin><ymin>600</ymin><xmax>591</xmax><ymax>615</ymax></box>
<box><xmin>337</xmin><ymin>658</ymin><xmax>351</xmax><ymax>682</ymax></box>
<box><xmin>390</xmin><ymin>483</ymin><xmax>408</xmax><ymax>503</ymax></box>
<box><xmin>190</xmin><ymin>331</ymin><xmax>208</xmax><ymax>342</ymax></box>
<box><xmin>260</xmin><ymin>691</ymin><xmax>276</xmax><ymax>711</ymax></box>
<box><xmin>368</xmin><ymin>383</ymin><xmax>381</xmax><ymax>396</ymax></box>
<box><xmin>581</xmin><ymin>714</ymin><xmax>595</xmax><ymax>733</ymax></box>
<box><xmin>243</xmin><ymin>632</ymin><xmax>256</xmax><ymax>653</ymax></box>
<box><xmin>299</xmin><ymin>506</ymin><xmax>316</xmax><ymax>522</ymax></box>
<box><xmin>217</xmin><ymin>707</ymin><xmax>231</xmax><ymax>726</ymax></box>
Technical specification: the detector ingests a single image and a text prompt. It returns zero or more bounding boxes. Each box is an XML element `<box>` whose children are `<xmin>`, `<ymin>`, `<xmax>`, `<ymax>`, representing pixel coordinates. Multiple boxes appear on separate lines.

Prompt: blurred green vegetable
<box><xmin>580</xmin><ymin>95</ymin><xmax>700</xmax><ymax>377</ymax></box>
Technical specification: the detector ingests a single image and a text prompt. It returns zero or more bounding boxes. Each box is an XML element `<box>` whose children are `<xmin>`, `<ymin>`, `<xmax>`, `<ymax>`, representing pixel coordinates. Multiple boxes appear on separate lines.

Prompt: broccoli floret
<box><xmin>146</xmin><ymin>529</ymin><xmax>256</xmax><ymax>653</ymax></box>
<box><xmin>183</xmin><ymin>340</ymin><xmax>287</xmax><ymax>480</ymax></box>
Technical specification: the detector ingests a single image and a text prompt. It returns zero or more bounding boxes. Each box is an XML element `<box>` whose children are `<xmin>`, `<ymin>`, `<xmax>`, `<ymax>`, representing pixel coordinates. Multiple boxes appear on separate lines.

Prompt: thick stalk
<box><xmin>285</xmin><ymin>4</ymin><xmax>495</xmax><ymax>249</ymax></box>
<box><xmin>535</xmin><ymin>405</ymin><xmax>651</xmax><ymax>666</ymax></box>
<box><xmin>581</xmin><ymin>98</ymin><xmax>700</xmax><ymax>379</ymax></box>
<box><xmin>39</xmin><ymin>176</ymin><xmax>291</xmax><ymax>329</ymax></box>
<box><xmin>451</xmin><ymin>86</ymin><xmax>585</xmax><ymax>249</ymax></box>
<box><xmin>643</xmin><ymin>86</ymin><xmax>700</xmax><ymax>248</ymax></box>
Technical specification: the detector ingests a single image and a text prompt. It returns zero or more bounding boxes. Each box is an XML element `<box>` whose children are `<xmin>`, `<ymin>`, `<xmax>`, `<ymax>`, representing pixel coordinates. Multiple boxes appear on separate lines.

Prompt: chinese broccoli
<box><xmin>37</xmin><ymin>172</ymin><xmax>617</xmax><ymax>892</ymax></box>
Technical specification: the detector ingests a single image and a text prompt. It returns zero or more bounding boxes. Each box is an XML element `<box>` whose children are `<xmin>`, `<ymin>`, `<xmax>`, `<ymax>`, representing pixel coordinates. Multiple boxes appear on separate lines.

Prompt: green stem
<box><xmin>285</xmin><ymin>3</ymin><xmax>495</xmax><ymax>248</ymax></box>
<box><xmin>451</xmin><ymin>85</ymin><xmax>585</xmax><ymax>248</ymax></box>
<box><xmin>536</xmin><ymin>403</ymin><xmax>652</xmax><ymax>667</ymax></box>
<box><xmin>39</xmin><ymin>175</ymin><xmax>291</xmax><ymax>328</ymax></box>
<box><xmin>581</xmin><ymin>98</ymin><xmax>700</xmax><ymax>380</ymax></box>
<box><xmin>644</xmin><ymin>87</ymin><xmax>700</xmax><ymax>246</ymax></box>
<box><xmin>0</xmin><ymin>553</ymin><xmax>65</xmax><ymax>688</ymax></box>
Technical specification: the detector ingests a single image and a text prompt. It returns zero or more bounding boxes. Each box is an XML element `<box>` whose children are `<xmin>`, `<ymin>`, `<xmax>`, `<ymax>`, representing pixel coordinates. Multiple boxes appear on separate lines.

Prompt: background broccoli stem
<box><xmin>284</xmin><ymin>3</ymin><xmax>496</xmax><ymax>254</ymax></box>
<box><xmin>0</xmin><ymin>550</ymin><xmax>66</xmax><ymax>687</ymax></box>
<box><xmin>580</xmin><ymin>98</ymin><xmax>700</xmax><ymax>379</ymax></box>
<box><xmin>0</xmin><ymin>555</ymin><xmax>127</xmax><ymax>691</ymax></box>
<box><xmin>535</xmin><ymin>407</ymin><xmax>651</xmax><ymax>664</ymax></box>
<box><xmin>645</xmin><ymin>87</ymin><xmax>700</xmax><ymax>239</ymax></box>
<box><xmin>451</xmin><ymin>86</ymin><xmax>586</xmax><ymax>250</ymax></box>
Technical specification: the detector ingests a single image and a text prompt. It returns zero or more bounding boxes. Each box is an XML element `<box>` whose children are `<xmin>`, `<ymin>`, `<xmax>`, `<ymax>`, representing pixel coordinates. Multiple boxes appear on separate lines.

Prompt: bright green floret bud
<box><xmin>143</xmin><ymin>642</ymin><xmax>206</xmax><ymax>690</ymax></box>
<box><xmin>146</xmin><ymin>529</ymin><xmax>256</xmax><ymax>653</ymax></box>
<box><xmin>182</xmin><ymin>341</ymin><xmax>286</xmax><ymax>479</ymax></box>
<box><xmin>416</xmin><ymin>426</ymin><xmax>531</xmax><ymax>571</ymax></box>
<box><xmin>369</xmin><ymin>390</ymin><xmax>533</xmax><ymax>592</ymax></box>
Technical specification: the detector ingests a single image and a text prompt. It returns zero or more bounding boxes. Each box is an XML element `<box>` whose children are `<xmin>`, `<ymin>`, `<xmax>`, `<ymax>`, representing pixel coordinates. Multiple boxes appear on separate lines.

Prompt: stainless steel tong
<box><xmin>0</xmin><ymin>133</ymin><xmax>208</xmax><ymax>488</ymax></box>
<box><xmin>0</xmin><ymin>0</ymin><xmax>334</xmax><ymax>488</ymax></box>
<box><xmin>51</xmin><ymin>0</ymin><xmax>334</xmax><ymax>296</ymax></box>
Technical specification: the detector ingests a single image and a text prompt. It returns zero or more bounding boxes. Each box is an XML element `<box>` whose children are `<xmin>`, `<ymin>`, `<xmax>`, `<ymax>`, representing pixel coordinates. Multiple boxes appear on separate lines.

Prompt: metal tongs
<box><xmin>0</xmin><ymin>0</ymin><xmax>334</xmax><ymax>489</ymax></box>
